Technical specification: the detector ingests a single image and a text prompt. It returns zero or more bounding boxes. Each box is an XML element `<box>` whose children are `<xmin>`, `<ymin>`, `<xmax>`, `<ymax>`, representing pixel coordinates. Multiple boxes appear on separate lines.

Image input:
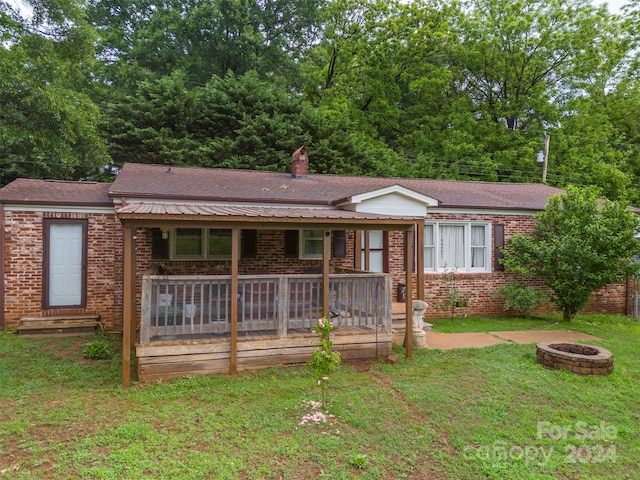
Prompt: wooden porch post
<box><xmin>405</xmin><ymin>227</ymin><xmax>414</xmax><ymax>359</ymax></box>
<box><xmin>416</xmin><ymin>222</ymin><xmax>425</xmax><ymax>301</ymax></box>
<box><xmin>230</xmin><ymin>228</ymin><xmax>239</xmax><ymax>374</ymax></box>
<box><xmin>323</xmin><ymin>230</ymin><xmax>331</xmax><ymax>318</ymax></box>
<box><xmin>354</xmin><ymin>230</ymin><xmax>362</xmax><ymax>270</ymax></box>
<box><xmin>363</xmin><ymin>231</ymin><xmax>370</xmax><ymax>271</ymax></box>
<box><xmin>122</xmin><ymin>225</ymin><xmax>136</xmax><ymax>387</ymax></box>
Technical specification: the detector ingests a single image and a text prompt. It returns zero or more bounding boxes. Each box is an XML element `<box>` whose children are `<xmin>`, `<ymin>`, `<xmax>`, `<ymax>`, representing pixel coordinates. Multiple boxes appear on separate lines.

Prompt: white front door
<box><xmin>47</xmin><ymin>222</ymin><xmax>85</xmax><ymax>307</ymax></box>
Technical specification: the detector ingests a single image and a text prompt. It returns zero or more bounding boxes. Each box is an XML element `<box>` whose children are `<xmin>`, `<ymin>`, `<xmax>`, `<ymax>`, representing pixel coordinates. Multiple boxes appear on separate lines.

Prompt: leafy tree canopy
<box><xmin>0</xmin><ymin>0</ymin><xmax>108</xmax><ymax>185</ymax></box>
<box><xmin>4</xmin><ymin>0</ymin><xmax>640</xmax><ymax>204</ymax></box>
<box><xmin>102</xmin><ymin>70</ymin><xmax>402</xmax><ymax>176</ymax></box>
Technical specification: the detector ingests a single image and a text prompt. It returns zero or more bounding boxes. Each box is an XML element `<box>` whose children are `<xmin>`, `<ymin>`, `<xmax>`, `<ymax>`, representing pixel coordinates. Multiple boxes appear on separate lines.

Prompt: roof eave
<box><xmin>0</xmin><ymin>199</ymin><xmax>114</xmax><ymax>207</ymax></box>
<box><xmin>108</xmin><ymin>191</ymin><xmax>333</xmax><ymax>206</ymax></box>
<box><xmin>433</xmin><ymin>204</ymin><xmax>544</xmax><ymax>212</ymax></box>
<box><xmin>117</xmin><ymin>213</ymin><xmax>420</xmax><ymax>230</ymax></box>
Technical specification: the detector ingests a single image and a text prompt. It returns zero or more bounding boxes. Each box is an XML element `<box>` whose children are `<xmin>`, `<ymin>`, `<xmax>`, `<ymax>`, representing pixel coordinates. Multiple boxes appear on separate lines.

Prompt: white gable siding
<box><xmin>351</xmin><ymin>192</ymin><xmax>427</xmax><ymax>217</ymax></box>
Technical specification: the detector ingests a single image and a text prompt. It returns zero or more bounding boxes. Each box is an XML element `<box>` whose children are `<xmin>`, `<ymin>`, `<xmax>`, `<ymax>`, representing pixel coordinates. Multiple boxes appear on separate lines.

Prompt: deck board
<box><xmin>136</xmin><ymin>326</ymin><xmax>392</xmax><ymax>382</ymax></box>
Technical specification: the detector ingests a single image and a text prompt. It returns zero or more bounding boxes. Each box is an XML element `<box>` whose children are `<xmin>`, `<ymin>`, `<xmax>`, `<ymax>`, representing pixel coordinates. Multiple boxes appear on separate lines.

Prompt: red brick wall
<box><xmin>384</xmin><ymin>213</ymin><xmax>630</xmax><ymax>318</ymax></box>
<box><xmin>2</xmin><ymin>210</ymin><xmax>123</xmax><ymax>330</ymax></box>
<box><xmin>135</xmin><ymin>229</ymin><xmax>327</xmax><ymax>276</ymax></box>
<box><xmin>3</xmin><ymin>212</ymin><xmax>631</xmax><ymax>332</ymax></box>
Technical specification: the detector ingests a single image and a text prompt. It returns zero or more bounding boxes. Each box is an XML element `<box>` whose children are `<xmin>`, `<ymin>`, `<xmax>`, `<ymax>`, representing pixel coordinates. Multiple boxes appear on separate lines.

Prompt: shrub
<box><xmin>348</xmin><ymin>453</ymin><xmax>369</xmax><ymax>469</ymax></box>
<box><xmin>492</xmin><ymin>284</ymin><xmax>540</xmax><ymax>317</ymax></box>
<box><xmin>83</xmin><ymin>340</ymin><xmax>112</xmax><ymax>360</ymax></box>
<box><xmin>309</xmin><ymin>318</ymin><xmax>341</xmax><ymax>408</ymax></box>
<box><xmin>434</xmin><ymin>270</ymin><xmax>469</xmax><ymax>318</ymax></box>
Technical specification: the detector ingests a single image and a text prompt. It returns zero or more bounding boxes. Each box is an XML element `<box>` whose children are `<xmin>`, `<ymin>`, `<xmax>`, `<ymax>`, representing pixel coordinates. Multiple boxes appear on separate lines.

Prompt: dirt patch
<box><xmin>345</xmin><ymin>357</ymin><xmax>380</xmax><ymax>372</ymax></box>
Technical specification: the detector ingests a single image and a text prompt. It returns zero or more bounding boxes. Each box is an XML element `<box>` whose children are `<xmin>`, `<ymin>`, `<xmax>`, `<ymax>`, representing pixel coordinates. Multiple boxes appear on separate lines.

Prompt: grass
<box><xmin>1</xmin><ymin>314</ymin><xmax>639</xmax><ymax>479</ymax></box>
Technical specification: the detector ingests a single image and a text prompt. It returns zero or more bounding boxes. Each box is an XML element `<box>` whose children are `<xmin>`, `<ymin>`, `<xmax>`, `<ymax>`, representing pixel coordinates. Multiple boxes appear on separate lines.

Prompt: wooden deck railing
<box><xmin>140</xmin><ymin>274</ymin><xmax>392</xmax><ymax>344</ymax></box>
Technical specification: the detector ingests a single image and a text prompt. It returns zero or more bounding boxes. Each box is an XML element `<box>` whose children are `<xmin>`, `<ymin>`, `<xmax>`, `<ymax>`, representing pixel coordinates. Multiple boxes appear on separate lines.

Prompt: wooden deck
<box><xmin>136</xmin><ymin>273</ymin><xmax>393</xmax><ymax>382</ymax></box>
<box><xmin>137</xmin><ymin>325</ymin><xmax>392</xmax><ymax>382</ymax></box>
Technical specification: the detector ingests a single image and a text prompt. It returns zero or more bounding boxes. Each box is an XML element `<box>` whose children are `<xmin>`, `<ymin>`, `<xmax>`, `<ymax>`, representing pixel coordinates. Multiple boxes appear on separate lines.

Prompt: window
<box><xmin>424</xmin><ymin>225</ymin><xmax>435</xmax><ymax>270</ymax></box>
<box><xmin>174</xmin><ymin>228</ymin><xmax>203</xmax><ymax>258</ymax></box>
<box><xmin>360</xmin><ymin>230</ymin><xmax>385</xmax><ymax>272</ymax></box>
<box><xmin>172</xmin><ymin>228</ymin><xmax>233</xmax><ymax>260</ymax></box>
<box><xmin>424</xmin><ymin>222</ymin><xmax>490</xmax><ymax>272</ymax></box>
<box><xmin>208</xmin><ymin>229</ymin><xmax>232</xmax><ymax>259</ymax></box>
<box><xmin>470</xmin><ymin>225</ymin><xmax>486</xmax><ymax>269</ymax></box>
<box><xmin>300</xmin><ymin>229</ymin><xmax>323</xmax><ymax>259</ymax></box>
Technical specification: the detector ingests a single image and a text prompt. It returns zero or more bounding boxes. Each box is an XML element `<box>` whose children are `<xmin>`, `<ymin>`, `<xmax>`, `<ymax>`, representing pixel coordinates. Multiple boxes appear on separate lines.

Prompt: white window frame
<box><xmin>171</xmin><ymin>228</ymin><xmax>234</xmax><ymax>260</ymax></box>
<box><xmin>300</xmin><ymin>229</ymin><xmax>324</xmax><ymax>260</ymax></box>
<box><xmin>424</xmin><ymin>222</ymin><xmax>491</xmax><ymax>273</ymax></box>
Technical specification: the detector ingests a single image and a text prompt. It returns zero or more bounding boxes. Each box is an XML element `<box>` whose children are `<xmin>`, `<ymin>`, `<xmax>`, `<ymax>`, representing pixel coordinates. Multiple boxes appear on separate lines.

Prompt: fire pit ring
<box><xmin>536</xmin><ymin>342</ymin><xmax>613</xmax><ymax>375</ymax></box>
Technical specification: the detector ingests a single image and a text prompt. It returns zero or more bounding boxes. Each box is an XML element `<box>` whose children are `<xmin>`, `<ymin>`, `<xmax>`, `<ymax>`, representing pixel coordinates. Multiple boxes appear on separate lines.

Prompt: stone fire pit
<box><xmin>536</xmin><ymin>342</ymin><xmax>613</xmax><ymax>375</ymax></box>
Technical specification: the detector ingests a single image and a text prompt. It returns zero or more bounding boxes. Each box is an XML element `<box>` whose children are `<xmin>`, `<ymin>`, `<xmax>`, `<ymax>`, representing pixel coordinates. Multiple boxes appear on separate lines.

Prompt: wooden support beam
<box><xmin>323</xmin><ymin>230</ymin><xmax>331</xmax><ymax>318</ymax></box>
<box><xmin>405</xmin><ymin>227</ymin><xmax>414</xmax><ymax>359</ymax></box>
<box><xmin>363</xmin><ymin>231</ymin><xmax>370</xmax><ymax>271</ymax></box>
<box><xmin>416</xmin><ymin>222</ymin><xmax>425</xmax><ymax>301</ymax></box>
<box><xmin>122</xmin><ymin>225</ymin><xmax>136</xmax><ymax>387</ymax></box>
<box><xmin>354</xmin><ymin>230</ymin><xmax>362</xmax><ymax>270</ymax></box>
<box><xmin>230</xmin><ymin>228</ymin><xmax>239</xmax><ymax>374</ymax></box>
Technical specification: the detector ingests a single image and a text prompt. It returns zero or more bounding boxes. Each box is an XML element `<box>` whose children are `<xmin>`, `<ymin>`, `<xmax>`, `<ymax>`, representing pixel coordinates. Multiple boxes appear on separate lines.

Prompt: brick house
<box><xmin>0</xmin><ymin>155</ymin><xmax>632</xmax><ymax>383</ymax></box>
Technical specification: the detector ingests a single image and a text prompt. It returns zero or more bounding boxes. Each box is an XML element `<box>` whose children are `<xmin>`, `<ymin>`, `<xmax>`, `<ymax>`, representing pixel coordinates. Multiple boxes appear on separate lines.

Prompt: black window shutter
<box><xmin>284</xmin><ymin>230</ymin><xmax>299</xmax><ymax>258</ymax></box>
<box><xmin>332</xmin><ymin>230</ymin><xmax>347</xmax><ymax>258</ymax></box>
<box><xmin>241</xmin><ymin>229</ymin><xmax>258</xmax><ymax>258</ymax></box>
<box><xmin>151</xmin><ymin>228</ymin><xmax>170</xmax><ymax>259</ymax></box>
<box><xmin>494</xmin><ymin>224</ymin><xmax>505</xmax><ymax>272</ymax></box>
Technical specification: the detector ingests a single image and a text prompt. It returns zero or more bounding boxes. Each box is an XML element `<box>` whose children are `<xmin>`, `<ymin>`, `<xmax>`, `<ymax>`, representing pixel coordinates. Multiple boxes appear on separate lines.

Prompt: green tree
<box><xmin>0</xmin><ymin>0</ymin><xmax>108</xmax><ymax>184</ymax></box>
<box><xmin>501</xmin><ymin>186</ymin><xmax>640</xmax><ymax>321</ymax></box>
<box><xmin>543</xmin><ymin>8</ymin><xmax>638</xmax><ymax>202</ymax></box>
<box><xmin>435</xmin><ymin>0</ymin><xmax>621</xmax><ymax>184</ymax></box>
<box><xmin>89</xmin><ymin>0</ymin><xmax>325</xmax><ymax>87</ymax></box>
<box><xmin>102</xmin><ymin>70</ymin><xmax>401</xmax><ymax>175</ymax></box>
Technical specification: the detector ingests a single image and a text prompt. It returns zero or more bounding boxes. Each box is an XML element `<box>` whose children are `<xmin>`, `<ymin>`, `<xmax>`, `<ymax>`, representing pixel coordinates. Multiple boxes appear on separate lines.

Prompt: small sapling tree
<box><xmin>309</xmin><ymin>318</ymin><xmax>341</xmax><ymax>408</ymax></box>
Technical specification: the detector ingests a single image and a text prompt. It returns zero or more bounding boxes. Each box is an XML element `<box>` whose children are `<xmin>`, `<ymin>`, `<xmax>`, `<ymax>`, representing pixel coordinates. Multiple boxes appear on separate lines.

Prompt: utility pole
<box><xmin>542</xmin><ymin>132</ymin><xmax>550</xmax><ymax>184</ymax></box>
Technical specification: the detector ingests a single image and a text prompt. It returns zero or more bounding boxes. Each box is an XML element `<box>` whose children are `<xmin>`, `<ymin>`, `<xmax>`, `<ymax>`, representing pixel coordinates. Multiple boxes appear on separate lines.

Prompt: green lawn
<box><xmin>1</xmin><ymin>314</ymin><xmax>638</xmax><ymax>479</ymax></box>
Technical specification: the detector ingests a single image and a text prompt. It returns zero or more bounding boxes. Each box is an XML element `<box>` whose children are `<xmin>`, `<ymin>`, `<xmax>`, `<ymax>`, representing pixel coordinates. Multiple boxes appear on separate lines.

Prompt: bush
<box><xmin>492</xmin><ymin>284</ymin><xmax>540</xmax><ymax>317</ymax></box>
<box><xmin>83</xmin><ymin>340</ymin><xmax>112</xmax><ymax>360</ymax></box>
<box><xmin>434</xmin><ymin>270</ymin><xmax>469</xmax><ymax>318</ymax></box>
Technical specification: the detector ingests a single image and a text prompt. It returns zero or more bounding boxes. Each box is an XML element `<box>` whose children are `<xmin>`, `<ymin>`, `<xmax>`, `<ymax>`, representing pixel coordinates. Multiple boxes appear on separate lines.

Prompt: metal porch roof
<box><xmin>116</xmin><ymin>203</ymin><xmax>422</xmax><ymax>229</ymax></box>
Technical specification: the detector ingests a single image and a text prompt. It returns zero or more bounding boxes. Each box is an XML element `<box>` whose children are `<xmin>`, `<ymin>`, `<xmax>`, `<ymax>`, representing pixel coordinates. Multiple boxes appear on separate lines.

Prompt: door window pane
<box><xmin>361</xmin><ymin>230</ymin><xmax>385</xmax><ymax>272</ymax></box>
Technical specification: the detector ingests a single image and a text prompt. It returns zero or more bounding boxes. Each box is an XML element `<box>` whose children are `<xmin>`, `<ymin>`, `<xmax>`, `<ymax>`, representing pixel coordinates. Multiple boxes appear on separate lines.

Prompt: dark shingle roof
<box><xmin>0</xmin><ymin>179</ymin><xmax>113</xmax><ymax>206</ymax></box>
<box><xmin>110</xmin><ymin>163</ymin><xmax>562</xmax><ymax>211</ymax></box>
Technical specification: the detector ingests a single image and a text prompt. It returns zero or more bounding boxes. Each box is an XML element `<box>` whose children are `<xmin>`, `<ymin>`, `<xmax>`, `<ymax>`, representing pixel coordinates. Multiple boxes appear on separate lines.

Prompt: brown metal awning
<box><xmin>116</xmin><ymin>203</ymin><xmax>422</xmax><ymax>230</ymax></box>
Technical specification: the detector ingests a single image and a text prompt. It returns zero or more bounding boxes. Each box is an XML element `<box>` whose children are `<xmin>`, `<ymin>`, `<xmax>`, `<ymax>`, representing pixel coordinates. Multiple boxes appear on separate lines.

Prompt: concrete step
<box><xmin>16</xmin><ymin>315</ymin><xmax>100</xmax><ymax>336</ymax></box>
<box><xmin>392</xmin><ymin>320</ymin><xmax>432</xmax><ymax>332</ymax></box>
<box><xmin>391</xmin><ymin>303</ymin><xmax>431</xmax><ymax>331</ymax></box>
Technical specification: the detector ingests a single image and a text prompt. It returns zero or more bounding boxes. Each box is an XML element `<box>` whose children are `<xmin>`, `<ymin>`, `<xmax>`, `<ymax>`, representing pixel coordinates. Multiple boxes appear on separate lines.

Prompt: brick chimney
<box><xmin>291</xmin><ymin>146</ymin><xmax>308</xmax><ymax>179</ymax></box>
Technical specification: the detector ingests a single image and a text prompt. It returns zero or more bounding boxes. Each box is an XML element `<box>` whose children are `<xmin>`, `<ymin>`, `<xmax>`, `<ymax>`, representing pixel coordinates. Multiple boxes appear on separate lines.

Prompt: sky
<box><xmin>4</xmin><ymin>0</ymin><xmax>635</xmax><ymax>17</ymax></box>
<box><xmin>601</xmin><ymin>0</ymin><xmax>629</xmax><ymax>13</ymax></box>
